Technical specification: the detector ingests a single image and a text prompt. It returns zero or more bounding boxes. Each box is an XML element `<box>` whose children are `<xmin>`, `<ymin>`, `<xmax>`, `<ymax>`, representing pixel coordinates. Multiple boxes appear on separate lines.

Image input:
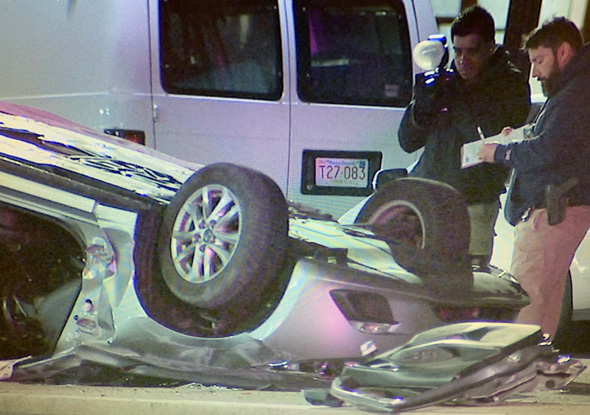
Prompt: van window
<box><xmin>159</xmin><ymin>0</ymin><xmax>283</xmax><ymax>100</ymax></box>
<box><xmin>295</xmin><ymin>0</ymin><xmax>412</xmax><ymax>106</ymax></box>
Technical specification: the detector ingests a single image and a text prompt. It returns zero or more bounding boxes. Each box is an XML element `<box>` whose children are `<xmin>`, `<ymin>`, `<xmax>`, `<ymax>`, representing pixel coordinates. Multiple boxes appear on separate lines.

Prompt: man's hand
<box><xmin>479</xmin><ymin>143</ymin><xmax>499</xmax><ymax>163</ymax></box>
<box><xmin>478</xmin><ymin>126</ymin><xmax>512</xmax><ymax>163</ymax></box>
<box><xmin>412</xmin><ymin>80</ymin><xmax>439</xmax><ymax>122</ymax></box>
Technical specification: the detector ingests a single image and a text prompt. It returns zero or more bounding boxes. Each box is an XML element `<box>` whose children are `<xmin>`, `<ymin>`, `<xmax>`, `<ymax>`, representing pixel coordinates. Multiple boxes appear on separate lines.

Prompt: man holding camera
<box><xmin>398</xmin><ymin>6</ymin><xmax>531</xmax><ymax>269</ymax></box>
<box><xmin>480</xmin><ymin>18</ymin><xmax>590</xmax><ymax>339</ymax></box>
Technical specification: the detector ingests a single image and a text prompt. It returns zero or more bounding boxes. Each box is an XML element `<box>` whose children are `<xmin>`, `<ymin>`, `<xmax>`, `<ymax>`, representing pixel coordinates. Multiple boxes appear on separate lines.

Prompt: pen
<box><xmin>477</xmin><ymin>126</ymin><xmax>485</xmax><ymax>140</ymax></box>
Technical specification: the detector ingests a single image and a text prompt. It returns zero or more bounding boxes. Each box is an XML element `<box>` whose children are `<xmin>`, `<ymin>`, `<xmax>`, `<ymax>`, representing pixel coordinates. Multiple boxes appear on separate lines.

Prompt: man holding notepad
<box><xmin>480</xmin><ymin>17</ymin><xmax>590</xmax><ymax>340</ymax></box>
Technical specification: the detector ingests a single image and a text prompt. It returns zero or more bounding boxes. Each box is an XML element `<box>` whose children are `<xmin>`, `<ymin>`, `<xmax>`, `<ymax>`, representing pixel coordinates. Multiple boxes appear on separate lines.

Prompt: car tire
<box><xmin>157</xmin><ymin>163</ymin><xmax>288</xmax><ymax>310</ymax></box>
<box><xmin>354</xmin><ymin>177</ymin><xmax>471</xmax><ymax>279</ymax></box>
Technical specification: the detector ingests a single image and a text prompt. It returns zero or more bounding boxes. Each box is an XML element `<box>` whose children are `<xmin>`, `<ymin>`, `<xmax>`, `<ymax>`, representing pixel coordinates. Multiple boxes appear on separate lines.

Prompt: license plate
<box><xmin>315</xmin><ymin>157</ymin><xmax>369</xmax><ymax>188</ymax></box>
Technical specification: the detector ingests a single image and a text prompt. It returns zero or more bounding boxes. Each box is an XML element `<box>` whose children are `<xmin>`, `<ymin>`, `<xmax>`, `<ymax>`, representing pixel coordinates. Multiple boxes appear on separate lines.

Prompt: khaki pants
<box><xmin>512</xmin><ymin>206</ymin><xmax>590</xmax><ymax>338</ymax></box>
<box><xmin>467</xmin><ymin>201</ymin><xmax>500</xmax><ymax>263</ymax></box>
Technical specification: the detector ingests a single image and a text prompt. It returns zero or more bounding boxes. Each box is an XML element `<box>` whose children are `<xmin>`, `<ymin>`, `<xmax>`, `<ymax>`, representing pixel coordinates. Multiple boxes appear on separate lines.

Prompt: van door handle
<box><xmin>152</xmin><ymin>104</ymin><xmax>159</xmax><ymax>122</ymax></box>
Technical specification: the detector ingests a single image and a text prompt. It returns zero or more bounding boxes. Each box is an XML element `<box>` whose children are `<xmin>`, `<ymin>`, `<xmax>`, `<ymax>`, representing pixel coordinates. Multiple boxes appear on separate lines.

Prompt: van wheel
<box><xmin>354</xmin><ymin>178</ymin><xmax>471</xmax><ymax>275</ymax></box>
<box><xmin>157</xmin><ymin>163</ymin><xmax>288</xmax><ymax>310</ymax></box>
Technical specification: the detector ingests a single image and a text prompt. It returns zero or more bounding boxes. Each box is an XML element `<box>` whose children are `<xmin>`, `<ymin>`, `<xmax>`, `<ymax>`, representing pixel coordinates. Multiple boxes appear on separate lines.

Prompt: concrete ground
<box><xmin>2</xmin><ymin>359</ymin><xmax>590</xmax><ymax>415</ymax></box>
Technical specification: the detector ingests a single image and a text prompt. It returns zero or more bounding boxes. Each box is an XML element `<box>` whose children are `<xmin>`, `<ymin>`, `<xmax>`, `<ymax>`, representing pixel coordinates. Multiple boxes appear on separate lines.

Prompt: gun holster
<box><xmin>545</xmin><ymin>177</ymin><xmax>579</xmax><ymax>226</ymax></box>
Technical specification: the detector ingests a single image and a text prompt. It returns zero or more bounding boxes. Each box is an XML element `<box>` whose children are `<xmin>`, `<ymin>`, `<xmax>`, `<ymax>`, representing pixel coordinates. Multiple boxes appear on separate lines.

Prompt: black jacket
<box><xmin>495</xmin><ymin>43</ymin><xmax>590</xmax><ymax>225</ymax></box>
<box><xmin>399</xmin><ymin>46</ymin><xmax>531</xmax><ymax>205</ymax></box>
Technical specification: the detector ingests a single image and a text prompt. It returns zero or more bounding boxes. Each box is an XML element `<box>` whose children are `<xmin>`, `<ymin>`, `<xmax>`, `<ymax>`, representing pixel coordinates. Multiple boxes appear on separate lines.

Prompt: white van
<box><xmin>0</xmin><ymin>0</ymin><xmax>437</xmax><ymax>217</ymax></box>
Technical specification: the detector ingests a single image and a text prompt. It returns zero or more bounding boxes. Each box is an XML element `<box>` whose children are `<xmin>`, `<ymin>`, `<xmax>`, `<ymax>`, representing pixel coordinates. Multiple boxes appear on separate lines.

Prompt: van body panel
<box><xmin>288</xmin><ymin>0</ymin><xmax>427</xmax><ymax>215</ymax></box>
<box><xmin>1</xmin><ymin>1</ymin><xmax>156</xmax><ymax>148</ymax></box>
<box><xmin>149</xmin><ymin>0</ymin><xmax>291</xmax><ymax>191</ymax></box>
<box><xmin>0</xmin><ymin>0</ymin><xmax>437</xmax><ymax>217</ymax></box>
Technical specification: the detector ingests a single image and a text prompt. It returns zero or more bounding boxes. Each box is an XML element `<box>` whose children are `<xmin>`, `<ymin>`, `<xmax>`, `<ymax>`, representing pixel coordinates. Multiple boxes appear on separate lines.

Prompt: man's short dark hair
<box><xmin>524</xmin><ymin>17</ymin><xmax>583</xmax><ymax>53</ymax></box>
<box><xmin>451</xmin><ymin>6</ymin><xmax>495</xmax><ymax>43</ymax></box>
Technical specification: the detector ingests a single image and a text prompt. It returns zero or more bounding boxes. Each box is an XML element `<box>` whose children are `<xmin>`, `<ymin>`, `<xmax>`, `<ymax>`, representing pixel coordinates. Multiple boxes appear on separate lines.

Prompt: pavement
<box><xmin>2</xmin><ymin>359</ymin><xmax>590</xmax><ymax>415</ymax></box>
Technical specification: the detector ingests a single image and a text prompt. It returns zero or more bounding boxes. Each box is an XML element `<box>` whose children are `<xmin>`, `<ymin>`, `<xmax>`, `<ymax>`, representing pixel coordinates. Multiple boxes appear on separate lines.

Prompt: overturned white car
<box><xmin>0</xmin><ymin>103</ymin><xmax>527</xmax><ymax>388</ymax></box>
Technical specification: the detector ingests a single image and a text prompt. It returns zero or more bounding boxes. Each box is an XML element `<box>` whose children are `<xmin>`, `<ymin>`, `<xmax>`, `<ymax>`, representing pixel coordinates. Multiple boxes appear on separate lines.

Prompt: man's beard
<box><xmin>540</xmin><ymin>61</ymin><xmax>562</xmax><ymax>97</ymax></box>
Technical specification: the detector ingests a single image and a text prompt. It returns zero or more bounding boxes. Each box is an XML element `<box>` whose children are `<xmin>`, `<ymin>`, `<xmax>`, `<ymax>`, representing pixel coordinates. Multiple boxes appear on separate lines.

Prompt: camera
<box><xmin>413</xmin><ymin>34</ymin><xmax>456</xmax><ymax>89</ymax></box>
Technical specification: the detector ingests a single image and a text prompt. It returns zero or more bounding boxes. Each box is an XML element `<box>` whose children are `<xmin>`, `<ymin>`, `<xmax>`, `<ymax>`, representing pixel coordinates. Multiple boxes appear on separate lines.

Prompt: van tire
<box><xmin>157</xmin><ymin>163</ymin><xmax>288</xmax><ymax>310</ymax></box>
<box><xmin>354</xmin><ymin>178</ymin><xmax>471</xmax><ymax>275</ymax></box>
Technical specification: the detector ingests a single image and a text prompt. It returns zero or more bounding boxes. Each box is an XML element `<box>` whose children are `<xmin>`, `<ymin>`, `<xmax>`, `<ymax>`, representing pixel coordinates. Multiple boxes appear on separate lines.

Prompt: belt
<box><xmin>535</xmin><ymin>196</ymin><xmax>584</xmax><ymax>209</ymax></box>
<box><xmin>521</xmin><ymin>197</ymin><xmax>586</xmax><ymax>222</ymax></box>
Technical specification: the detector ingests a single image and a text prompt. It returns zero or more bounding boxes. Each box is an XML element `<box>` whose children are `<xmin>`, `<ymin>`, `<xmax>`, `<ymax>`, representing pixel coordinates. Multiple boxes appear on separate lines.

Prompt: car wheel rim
<box><xmin>366</xmin><ymin>200</ymin><xmax>425</xmax><ymax>249</ymax></box>
<box><xmin>171</xmin><ymin>184</ymin><xmax>242</xmax><ymax>284</ymax></box>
